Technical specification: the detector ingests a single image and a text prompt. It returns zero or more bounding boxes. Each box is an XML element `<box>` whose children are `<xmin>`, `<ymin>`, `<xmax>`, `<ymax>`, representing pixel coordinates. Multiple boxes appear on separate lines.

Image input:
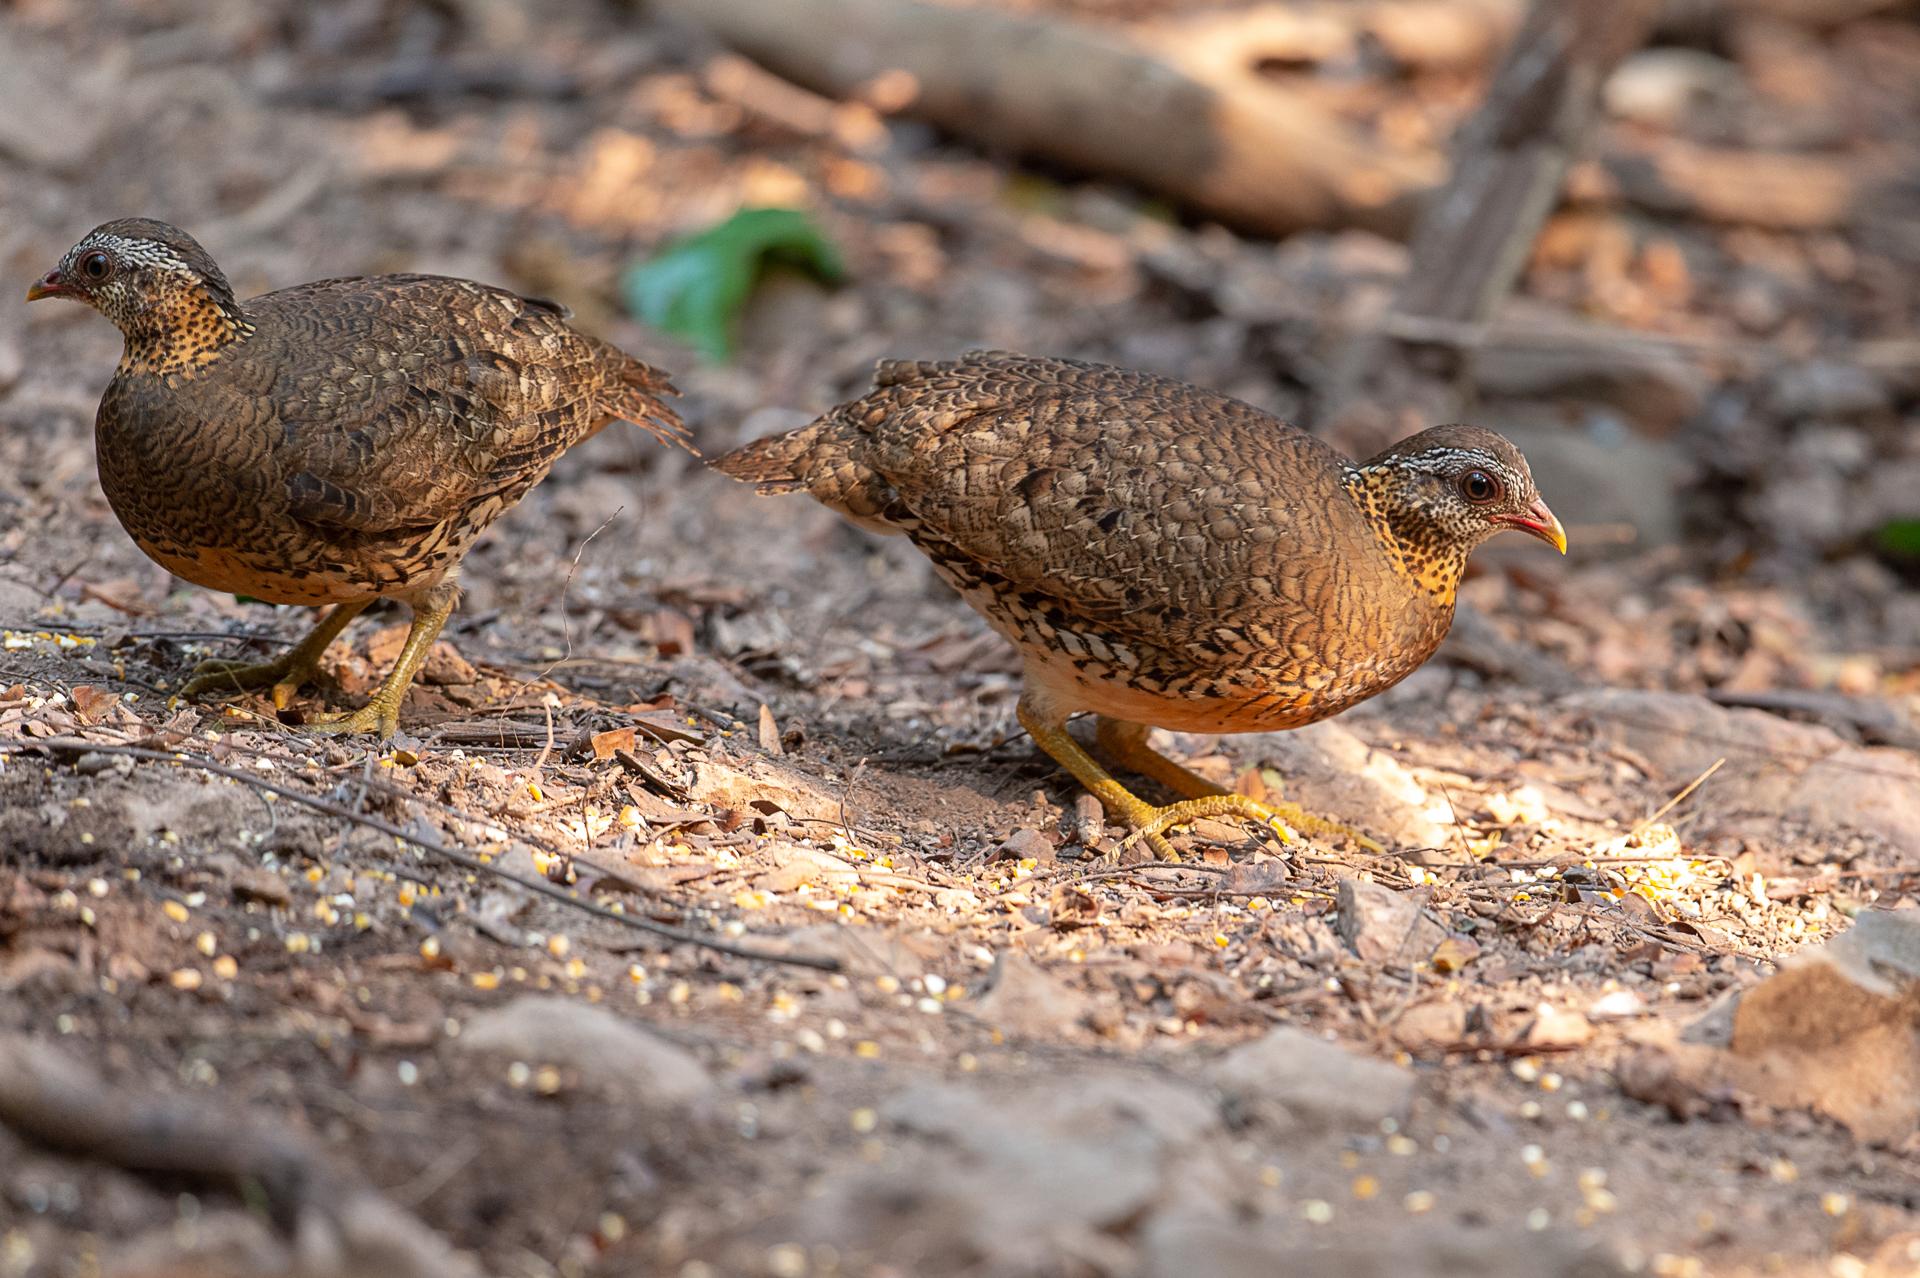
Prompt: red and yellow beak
<box><xmin>24</xmin><ymin>270</ymin><xmax>68</xmax><ymax>302</ymax></box>
<box><xmin>1495</xmin><ymin>497</ymin><xmax>1568</xmax><ymax>554</ymax></box>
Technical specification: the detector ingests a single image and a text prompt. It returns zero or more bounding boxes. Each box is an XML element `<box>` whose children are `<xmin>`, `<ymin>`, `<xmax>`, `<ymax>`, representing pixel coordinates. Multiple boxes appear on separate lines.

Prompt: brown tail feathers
<box><xmin>592</xmin><ymin>344</ymin><xmax>695</xmax><ymax>456</ymax></box>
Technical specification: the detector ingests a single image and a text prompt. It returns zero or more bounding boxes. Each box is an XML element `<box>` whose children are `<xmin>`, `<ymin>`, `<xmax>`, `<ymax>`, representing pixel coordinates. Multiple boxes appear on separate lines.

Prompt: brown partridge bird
<box><xmin>28</xmin><ymin>219</ymin><xmax>689</xmax><ymax>736</ymax></box>
<box><xmin>716</xmin><ymin>351</ymin><xmax>1565</xmax><ymax>859</ymax></box>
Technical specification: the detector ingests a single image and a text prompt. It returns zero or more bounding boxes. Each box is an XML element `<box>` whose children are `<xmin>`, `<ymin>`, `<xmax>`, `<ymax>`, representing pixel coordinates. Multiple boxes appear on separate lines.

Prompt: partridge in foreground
<box><xmin>716</xmin><ymin>351</ymin><xmax>1565</xmax><ymax>859</ymax></box>
<box><xmin>28</xmin><ymin>219</ymin><xmax>690</xmax><ymax>736</ymax></box>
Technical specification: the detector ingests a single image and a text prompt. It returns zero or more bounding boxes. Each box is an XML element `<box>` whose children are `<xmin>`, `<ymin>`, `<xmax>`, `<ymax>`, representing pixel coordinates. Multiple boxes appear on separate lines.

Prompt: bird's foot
<box><xmin>180</xmin><ymin>652</ymin><xmax>319</xmax><ymax>710</ymax></box>
<box><xmin>1111</xmin><ymin>793</ymin><xmax>1298</xmax><ymax>862</ymax></box>
<box><xmin>1263</xmin><ymin>800</ymin><xmax>1385</xmax><ymax>854</ymax></box>
<box><xmin>305</xmin><ymin>695</ymin><xmax>402</xmax><ymax>741</ymax></box>
<box><xmin>1109</xmin><ymin>794</ymin><xmax>1383</xmax><ymax>860</ymax></box>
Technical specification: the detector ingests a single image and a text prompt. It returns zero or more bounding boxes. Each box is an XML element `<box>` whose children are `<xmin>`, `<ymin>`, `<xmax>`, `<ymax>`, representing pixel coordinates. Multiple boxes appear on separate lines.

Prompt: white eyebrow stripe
<box><xmin>83</xmin><ymin>233</ymin><xmax>192</xmax><ymax>273</ymax></box>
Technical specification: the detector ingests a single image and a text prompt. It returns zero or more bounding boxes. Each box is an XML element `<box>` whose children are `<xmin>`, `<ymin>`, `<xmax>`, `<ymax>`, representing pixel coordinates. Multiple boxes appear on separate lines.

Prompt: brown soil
<box><xmin>2</xmin><ymin>1</ymin><xmax>1918</xmax><ymax>1276</ymax></box>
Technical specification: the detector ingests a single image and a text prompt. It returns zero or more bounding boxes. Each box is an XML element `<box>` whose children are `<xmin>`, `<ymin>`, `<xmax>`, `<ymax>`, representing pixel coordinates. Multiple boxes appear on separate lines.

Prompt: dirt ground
<box><xmin>2</xmin><ymin>0</ymin><xmax>1920</xmax><ymax>1275</ymax></box>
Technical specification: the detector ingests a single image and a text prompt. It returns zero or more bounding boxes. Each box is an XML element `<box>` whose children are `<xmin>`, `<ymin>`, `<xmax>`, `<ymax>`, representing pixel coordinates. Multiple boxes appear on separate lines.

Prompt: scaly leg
<box><xmin>310</xmin><ymin>581</ymin><xmax>459</xmax><ymax>739</ymax></box>
<box><xmin>180</xmin><ymin>599</ymin><xmax>371</xmax><ymax>710</ymax></box>
<box><xmin>1018</xmin><ymin>689</ymin><xmax>1293</xmax><ymax>862</ymax></box>
<box><xmin>1095</xmin><ymin>716</ymin><xmax>1384</xmax><ymax>852</ymax></box>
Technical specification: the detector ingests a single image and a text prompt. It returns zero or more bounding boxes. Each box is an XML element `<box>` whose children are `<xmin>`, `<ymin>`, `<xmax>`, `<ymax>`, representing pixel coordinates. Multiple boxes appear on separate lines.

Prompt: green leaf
<box><xmin>1875</xmin><ymin>519</ymin><xmax>1920</xmax><ymax>559</ymax></box>
<box><xmin>622</xmin><ymin>208</ymin><xmax>845</xmax><ymax>361</ymax></box>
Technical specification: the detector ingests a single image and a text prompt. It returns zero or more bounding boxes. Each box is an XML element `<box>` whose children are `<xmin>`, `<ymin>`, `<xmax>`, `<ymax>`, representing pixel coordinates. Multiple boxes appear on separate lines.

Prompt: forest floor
<box><xmin>2</xmin><ymin>1</ymin><xmax>1920</xmax><ymax>1276</ymax></box>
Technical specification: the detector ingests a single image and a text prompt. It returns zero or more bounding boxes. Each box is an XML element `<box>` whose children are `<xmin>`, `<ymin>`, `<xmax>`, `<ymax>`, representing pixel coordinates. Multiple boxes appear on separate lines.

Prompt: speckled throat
<box><xmin>1341</xmin><ymin>462</ymin><xmax>1473</xmax><ymax>607</ymax></box>
<box><xmin>118</xmin><ymin>282</ymin><xmax>254</xmax><ymax>378</ymax></box>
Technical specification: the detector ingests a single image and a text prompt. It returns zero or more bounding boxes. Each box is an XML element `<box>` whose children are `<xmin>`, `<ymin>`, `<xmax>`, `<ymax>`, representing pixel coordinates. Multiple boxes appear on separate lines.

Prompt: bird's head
<box><xmin>1346</xmin><ymin>424</ymin><xmax>1565</xmax><ymax>602</ymax></box>
<box><xmin>26</xmin><ymin>219</ymin><xmax>246</xmax><ymax>369</ymax></box>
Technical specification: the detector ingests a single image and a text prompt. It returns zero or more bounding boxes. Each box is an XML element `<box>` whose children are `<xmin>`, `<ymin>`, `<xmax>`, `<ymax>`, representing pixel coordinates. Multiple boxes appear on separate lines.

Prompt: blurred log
<box><xmin>1322</xmin><ymin>0</ymin><xmax>1657</xmax><ymax>431</ymax></box>
<box><xmin>1396</xmin><ymin>0</ymin><xmax>1661</xmax><ymax>327</ymax></box>
<box><xmin>651</xmin><ymin>0</ymin><xmax>1438</xmax><ymax>239</ymax></box>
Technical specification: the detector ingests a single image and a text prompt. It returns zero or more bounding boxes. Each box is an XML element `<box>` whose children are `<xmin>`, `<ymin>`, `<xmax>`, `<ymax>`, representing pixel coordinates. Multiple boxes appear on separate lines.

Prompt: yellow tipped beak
<box><xmin>25</xmin><ymin>274</ymin><xmax>65</xmax><ymax>302</ymax></box>
<box><xmin>1500</xmin><ymin>499</ymin><xmax>1567</xmax><ymax>554</ymax></box>
<box><xmin>1545</xmin><ymin>514</ymin><xmax>1568</xmax><ymax>555</ymax></box>
<box><xmin>1530</xmin><ymin>501</ymin><xmax>1568</xmax><ymax>554</ymax></box>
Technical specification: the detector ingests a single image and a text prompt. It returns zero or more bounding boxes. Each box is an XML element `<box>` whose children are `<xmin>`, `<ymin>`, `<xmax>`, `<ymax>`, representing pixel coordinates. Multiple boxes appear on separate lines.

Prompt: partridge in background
<box><xmin>717</xmin><ymin>351</ymin><xmax>1565</xmax><ymax>859</ymax></box>
<box><xmin>28</xmin><ymin>218</ymin><xmax>690</xmax><ymax>737</ymax></box>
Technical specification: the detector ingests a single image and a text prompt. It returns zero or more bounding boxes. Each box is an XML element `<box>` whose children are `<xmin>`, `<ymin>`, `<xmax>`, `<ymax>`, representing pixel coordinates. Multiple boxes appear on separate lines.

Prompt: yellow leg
<box><xmin>1019</xmin><ymin>692</ymin><xmax>1293</xmax><ymax>862</ymax></box>
<box><xmin>1094</xmin><ymin>716</ymin><xmax>1385</xmax><ymax>853</ymax></box>
<box><xmin>310</xmin><ymin>582</ymin><xmax>457</xmax><ymax>739</ymax></box>
<box><xmin>180</xmin><ymin>600</ymin><xmax>371</xmax><ymax>710</ymax></box>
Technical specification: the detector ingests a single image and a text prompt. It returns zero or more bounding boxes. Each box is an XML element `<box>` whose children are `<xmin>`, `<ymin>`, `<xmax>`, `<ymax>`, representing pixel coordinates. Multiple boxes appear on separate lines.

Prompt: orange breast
<box><xmin>137</xmin><ymin>540</ymin><xmax>371</xmax><ymax>607</ymax></box>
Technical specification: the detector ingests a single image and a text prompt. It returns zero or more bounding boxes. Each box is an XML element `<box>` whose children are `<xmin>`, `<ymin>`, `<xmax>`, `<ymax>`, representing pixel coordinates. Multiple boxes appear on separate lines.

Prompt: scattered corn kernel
<box><xmin>162</xmin><ymin>901</ymin><xmax>189</xmax><ymax>924</ymax></box>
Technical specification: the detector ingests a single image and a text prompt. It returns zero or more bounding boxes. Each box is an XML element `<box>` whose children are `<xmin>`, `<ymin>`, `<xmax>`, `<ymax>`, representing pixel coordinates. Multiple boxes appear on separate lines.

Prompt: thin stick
<box><xmin>2</xmin><ymin>739</ymin><xmax>839</xmax><ymax>972</ymax></box>
<box><xmin>1630</xmin><ymin>756</ymin><xmax>1725</xmax><ymax>839</ymax></box>
<box><xmin>538</xmin><ymin>506</ymin><xmax>622</xmax><ymax>685</ymax></box>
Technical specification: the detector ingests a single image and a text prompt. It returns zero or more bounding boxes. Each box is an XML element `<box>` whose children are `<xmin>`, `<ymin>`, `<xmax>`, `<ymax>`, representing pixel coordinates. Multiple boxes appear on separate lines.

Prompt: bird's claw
<box><xmin>180</xmin><ymin>654</ymin><xmax>308</xmax><ymax>701</ymax></box>
<box><xmin>1108</xmin><ymin>794</ymin><xmax>1297</xmax><ymax>862</ymax></box>
<box><xmin>306</xmin><ymin>702</ymin><xmax>401</xmax><ymax>740</ymax></box>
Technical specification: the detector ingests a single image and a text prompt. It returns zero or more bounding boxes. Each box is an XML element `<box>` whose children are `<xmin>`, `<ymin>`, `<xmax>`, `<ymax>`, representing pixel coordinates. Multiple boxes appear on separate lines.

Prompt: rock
<box><xmin>1768</xmin><ymin>360</ymin><xmax>1892</xmax><ymax>420</ymax></box>
<box><xmin>1565</xmin><ymin>689</ymin><xmax>1920</xmax><ymax>848</ymax></box>
<box><xmin>457</xmin><ymin>995</ymin><xmax>711</xmax><ymax>1103</ymax></box>
<box><xmin>0</xmin><ymin>575</ymin><xmax>47</xmax><ymax>622</ymax></box>
<box><xmin>1620</xmin><ymin>911</ymin><xmax>1920</xmax><ymax>1139</ymax></box>
<box><xmin>1726</xmin><ymin>909</ymin><xmax>1920</xmax><ymax>1141</ymax></box>
<box><xmin>1604</xmin><ymin>48</ymin><xmax>1746</xmax><ymax>130</ymax></box>
<box><xmin>687</xmin><ymin>754</ymin><xmax>842</xmax><ymax>823</ymax></box>
<box><xmin>990</xmin><ymin>827</ymin><xmax>1055</xmax><ymax>863</ymax></box>
<box><xmin>1334</xmin><ymin>877</ymin><xmax>1448</xmax><ymax>964</ymax></box>
<box><xmin>1220</xmin><ymin>719</ymin><xmax>1453</xmax><ymax>849</ymax></box>
<box><xmin>1521</xmin><ymin>1004</ymin><xmax>1594</xmax><ymax>1051</ymax></box>
<box><xmin>969</xmin><ymin>952</ymin><xmax>1086</xmax><ymax>1039</ymax></box>
<box><xmin>778</xmin><ymin>1070</ymin><xmax>1219</xmax><ymax>1269</ymax></box>
<box><xmin>230</xmin><ymin>868</ymin><xmax>293</xmax><ymax>908</ymax></box>
<box><xmin>1208</xmin><ymin>1027</ymin><xmax>1414</xmax><ymax>1130</ymax></box>
<box><xmin>1392</xmin><ymin>1001</ymin><xmax>1471</xmax><ymax>1054</ymax></box>
<box><xmin>1587</xmin><ymin>989</ymin><xmax>1648</xmax><ymax>1022</ymax></box>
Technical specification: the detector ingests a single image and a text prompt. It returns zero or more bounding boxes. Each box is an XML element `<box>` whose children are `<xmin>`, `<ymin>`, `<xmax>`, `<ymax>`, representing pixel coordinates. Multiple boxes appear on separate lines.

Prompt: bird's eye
<box><xmin>1459</xmin><ymin>469</ymin><xmax>1500</xmax><ymax>504</ymax></box>
<box><xmin>79</xmin><ymin>251</ymin><xmax>112</xmax><ymax>282</ymax></box>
